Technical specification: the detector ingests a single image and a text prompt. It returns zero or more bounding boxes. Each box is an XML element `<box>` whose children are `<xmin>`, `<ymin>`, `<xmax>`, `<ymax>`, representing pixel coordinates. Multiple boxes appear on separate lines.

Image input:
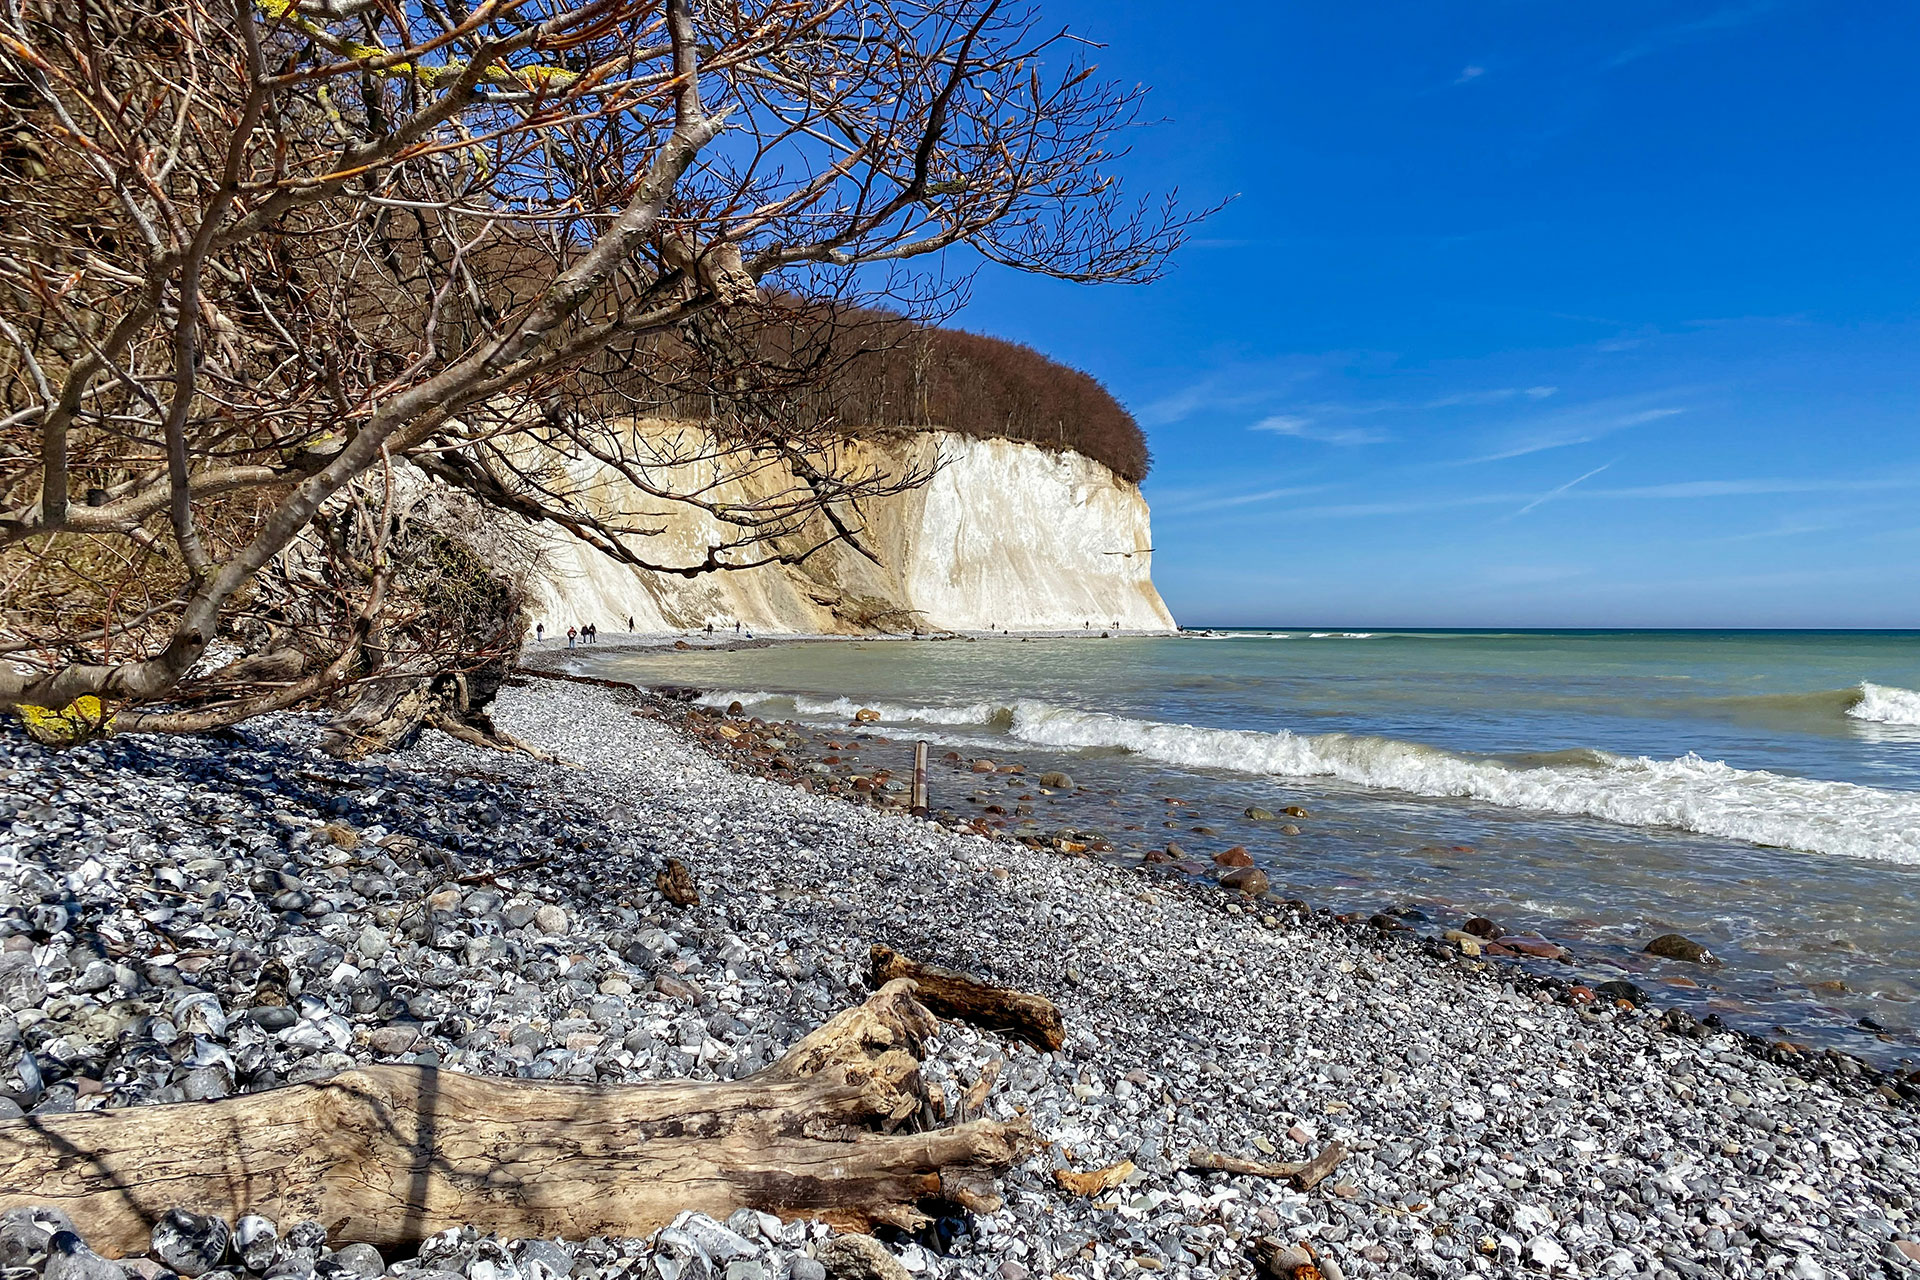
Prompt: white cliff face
<box><xmin>522</xmin><ymin>426</ymin><xmax>1175</xmax><ymax>635</ymax></box>
<box><xmin>901</xmin><ymin>436</ymin><xmax>1170</xmax><ymax>632</ymax></box>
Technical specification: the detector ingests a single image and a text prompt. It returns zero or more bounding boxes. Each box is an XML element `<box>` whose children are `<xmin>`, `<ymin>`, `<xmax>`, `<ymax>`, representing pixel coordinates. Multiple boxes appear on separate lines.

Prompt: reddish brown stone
<box><xmin>1220</xmin><ymin>866</ymin><xmax>1271</xmax><ymax>896</ymax></box>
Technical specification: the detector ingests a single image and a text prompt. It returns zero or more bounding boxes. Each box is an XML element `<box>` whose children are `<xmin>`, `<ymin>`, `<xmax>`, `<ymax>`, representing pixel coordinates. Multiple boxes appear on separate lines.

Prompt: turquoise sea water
<box><xmin>579</xmin><ymin>629</ymin><xmax>1920</xmax><ymax>1065</ymax></box>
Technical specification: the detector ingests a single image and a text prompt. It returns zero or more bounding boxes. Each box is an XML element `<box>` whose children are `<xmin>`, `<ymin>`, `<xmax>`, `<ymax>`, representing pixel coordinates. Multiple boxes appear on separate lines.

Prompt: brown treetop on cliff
<box><xmin>828</xmin><ymin>321</ymin><xmax>1150</xmax><ymax>484</ymax></box>
<box><xmin>604</xmin><ymin>309</ymin><xmax>1151</xmax><ymax>482</ymax></box>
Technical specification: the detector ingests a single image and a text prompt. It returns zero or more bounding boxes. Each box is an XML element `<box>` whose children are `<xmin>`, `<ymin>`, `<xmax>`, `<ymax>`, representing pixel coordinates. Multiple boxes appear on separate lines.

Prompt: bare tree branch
<box><xmin>0</xmin><ymin>0</ymin><xmax>1200</xmax><ymax>728</ymax></box>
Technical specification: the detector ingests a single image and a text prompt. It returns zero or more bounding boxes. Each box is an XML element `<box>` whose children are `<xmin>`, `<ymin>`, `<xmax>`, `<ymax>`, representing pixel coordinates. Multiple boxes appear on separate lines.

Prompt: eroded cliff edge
<box><xmin>521</xmin><ymin>426</ymin><xmax>1175</xmax><ymax>635</ymax></box>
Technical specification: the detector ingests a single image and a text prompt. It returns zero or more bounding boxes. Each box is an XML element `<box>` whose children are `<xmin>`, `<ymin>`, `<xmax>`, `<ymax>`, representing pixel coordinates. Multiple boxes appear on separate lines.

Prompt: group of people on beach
<box><xmin>532</xmin><ymin>616</ymin><xmax>1137</xmax><ymax>646</ymax></box>
<box><xmin>534</xmin><ymin>617</ymin><xmax>636</xmax><ymax>649</ymax></box>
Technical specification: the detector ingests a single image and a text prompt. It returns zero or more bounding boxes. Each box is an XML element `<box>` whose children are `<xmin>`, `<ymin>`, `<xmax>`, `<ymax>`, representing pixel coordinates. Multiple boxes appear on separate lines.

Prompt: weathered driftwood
<box><xmin>1186</xmin><ymin>1142</ymin><xmax>1347</xmax><ymax>1191</ymax></box>
<box><xmin>656</xmin><ymin>858</ymin><xmax>700</xmax><ymax>907</ymax></box>
<box><xmin>319</xmin><ymin>664</ymin><xmax>447</xmax><ymax>760</ymax></box>
<box><xmin>1053</xmin><ymin>1159</ymin><xmax>1135</xmax><ymax>1196</ymax></box>
<box><xmin>0</xmin><ymin>981</ymin><xmax>1031</xmax><ymax>1258</ymax></box>
<box><xmin>868</xmin><ymin>945</ymin><xmax>1065</xmax><ymax>1053</ymax></box>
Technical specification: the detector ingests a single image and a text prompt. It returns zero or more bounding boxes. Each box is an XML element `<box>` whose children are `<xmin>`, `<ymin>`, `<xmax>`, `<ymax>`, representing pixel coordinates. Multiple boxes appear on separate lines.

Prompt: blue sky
<box><xmin>952</xmin><ymin>2</ymin><xmax>1920</xmax><ymax>627</ymax></box>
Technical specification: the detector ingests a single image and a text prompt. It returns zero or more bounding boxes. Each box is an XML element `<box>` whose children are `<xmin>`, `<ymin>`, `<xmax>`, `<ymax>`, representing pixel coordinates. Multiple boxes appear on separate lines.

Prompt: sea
<box><xmin>575</xmin><ymin>629</ymin><xmax>1920</xmax><ymax>1068</ymax></box>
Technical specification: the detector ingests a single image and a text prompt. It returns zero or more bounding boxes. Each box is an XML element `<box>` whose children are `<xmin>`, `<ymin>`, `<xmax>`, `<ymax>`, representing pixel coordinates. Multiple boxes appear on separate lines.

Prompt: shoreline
<box><xmin>3</xmin><ymin>681</ymin><xmax>1918</xmax><ymax>1279</ymax></box>
<box><xmin>521</xmin><ymin>645</ymin><xmax>1920</xmax><ymax>1073</ymax></box>
<box><xmin>522</xmin><ymin>627</ymin><xmax>1183</xmax><ymax>662</ymax></box>
<box><xmin>515</xmin><ymin>664</ymin><xmax>1920</xmax><ymax>1093</ymax></box>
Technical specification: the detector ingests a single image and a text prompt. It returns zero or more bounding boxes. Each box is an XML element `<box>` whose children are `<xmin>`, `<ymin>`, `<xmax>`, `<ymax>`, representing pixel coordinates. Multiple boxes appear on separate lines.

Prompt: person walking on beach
<box><xmin>566</xmin><ymin>626</ymin><xmax>577</xmax><ymax>650</ymax></box>
<box><xmin>536</xmin><ymin>622</ymin><xmax>544</xmax><ymax>643</ymax></box>
<box><xmin>734</xmin><ymin>621</ymin><xmax>741</xmax><ymax>634</ymax></box>
<box><xmin>628</xmin><ymin>616</ymin><xmax>635</xmax><ymax>632</ymax></box>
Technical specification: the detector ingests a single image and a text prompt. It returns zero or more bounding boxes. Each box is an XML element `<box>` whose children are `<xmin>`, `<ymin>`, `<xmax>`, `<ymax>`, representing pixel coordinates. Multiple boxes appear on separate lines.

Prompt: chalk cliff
<box><xmin>519</xmin><ymin>426</ymin><xmax>1175</xmax><ymax>635</ymax></box>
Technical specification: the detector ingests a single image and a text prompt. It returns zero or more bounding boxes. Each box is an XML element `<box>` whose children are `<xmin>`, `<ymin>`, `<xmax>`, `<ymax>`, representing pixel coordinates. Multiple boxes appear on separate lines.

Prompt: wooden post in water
<box><xmin>911</xmin><ymin>740</ymin><xmax>930</xmax><ymax>816</ymax></box>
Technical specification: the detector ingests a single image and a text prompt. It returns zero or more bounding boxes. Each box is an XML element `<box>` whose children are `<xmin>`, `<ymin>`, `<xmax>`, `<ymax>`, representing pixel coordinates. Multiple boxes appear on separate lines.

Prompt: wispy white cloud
<box><xmin>1136</xmin><ymin>365</ymin><xmax>1328</xmax><ymax>427</ymax></box>
<box><xmin>1607</xmin><ymin>2</ymin><xmax>1785</xmax><ymax>68</ymax></box>
<box><xmin>1454</xmin><ymin>65</ymin><xmax>1486</xmax><ymax>85</ymax></box>
<box><xmin>1511</xmin><ymin>462</ymin><xmax>1613</xmax><ymax>517</ymax></box>
<box><xmin>1712</xmin><ymin>520</ymin><xmax>1841</xmax><ymax>544</ymax></box>
<box><xmin>1251</xmin><ymin>414</ymin><xmax>1391</xmax><ymax>446</ymax></box>
<box><xmin>1425</xmin><ymin>386</ymin><xmax>1558</xmax><ymax>409</ymax></box>
<box><xmin>1290</xmin><ymin>493</ymin><xmax>1524</xmax><ymax>520</ymax></box>
<box><xmin>1594</xmin><ymin>474</ymin><xmax>1920</xmax><ymax>500</ymax></box>
<box><xmin>1156</xmin><ymin>482</ymin><xmax>1336</xmax><ymax>517</ymax></box>
<box><xmin>1467</xmin><ymin>398</ymin><xmax>1685</xmax><ymax>463</ymax></box>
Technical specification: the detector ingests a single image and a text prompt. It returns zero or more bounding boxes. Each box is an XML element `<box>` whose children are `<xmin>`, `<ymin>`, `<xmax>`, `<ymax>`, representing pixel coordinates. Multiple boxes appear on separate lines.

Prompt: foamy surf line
<box><xmin>695</xmin><ymin>690</ymin><xmax>1008</xmax><ymax>726</ymax></box>
<box><xmin>1848</xmin><ymin>682</ymin><xmax>1920</xmax><ymax>726</ymax></box>
<box><xmin>703</xmin><ymin>688</ymin><xmax>1920</xmax><ymax>864</ymax></box>
<box><xmin>1009</xmin><ymin>703</ymin><xmax>1920</xmax><ymax>864</ymax></box>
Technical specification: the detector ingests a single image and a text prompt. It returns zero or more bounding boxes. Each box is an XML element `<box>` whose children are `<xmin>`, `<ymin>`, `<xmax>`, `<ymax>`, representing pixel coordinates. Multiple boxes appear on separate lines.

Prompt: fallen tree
<box><xmin>0</xmin><ymin>980</ymin><xmax>1032</xmax><ymax>1258</ymax></box>
<box><xmin>0</xmin><ymin>0</ymin><xmax>1203</xmax><ymax>739</ymax></box>
<box><xmin>868</xmin><ymin>944</ymin><xmax>1064</xmax><ymax>1053</ymax></box>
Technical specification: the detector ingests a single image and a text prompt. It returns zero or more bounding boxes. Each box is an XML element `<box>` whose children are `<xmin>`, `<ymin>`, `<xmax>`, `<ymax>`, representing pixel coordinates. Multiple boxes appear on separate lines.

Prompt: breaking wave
<box><xmin>703</xmin><ymin>688</ymin><xmax>1920</xmax><ymax>862</ymax></box>
<box><xmin>1002</xmin><ymin>703</ymin><xmax>1920</xmax><ymax>864</ymax></box>
<box><xmin>696</xmin><ymin>690</ymin><xmax>1010</xmax><ymax>727</ymax></box>
<box><xmin>1847</xmin><ymin>682</ymin><xmax>1920</xmax><ymax>726</ymax></box>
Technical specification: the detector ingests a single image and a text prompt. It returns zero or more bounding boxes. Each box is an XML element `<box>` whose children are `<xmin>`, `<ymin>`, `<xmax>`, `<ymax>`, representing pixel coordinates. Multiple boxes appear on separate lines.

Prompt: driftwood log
<box><xmin>0</xmin><ymin>981</ymin><xmax>1032</xmax><ymax>1258</ymax></box>
<box><xmin>868</xmin><ymin>946</ymin><xmax>1065</xmax><ymax>1053</ymax></box>
<box><xmin>1186</xmin><ymin>1143</ymin><xmax>1347</xmax><ymax>1191</ymax></box>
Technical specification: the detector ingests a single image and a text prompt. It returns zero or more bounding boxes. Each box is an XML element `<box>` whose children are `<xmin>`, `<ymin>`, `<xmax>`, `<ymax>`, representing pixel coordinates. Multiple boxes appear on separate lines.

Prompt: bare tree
<box><xmin>0</xmin><ymin>0</ymin><xmax>1198</xmax><ymax>731</ymax></box>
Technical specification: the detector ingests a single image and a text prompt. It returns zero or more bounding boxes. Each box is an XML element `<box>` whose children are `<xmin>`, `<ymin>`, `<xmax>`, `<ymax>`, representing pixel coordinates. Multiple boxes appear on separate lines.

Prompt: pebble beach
<box><xmin>4</xmin><ymin>677</ymin><xmax>1920</xmax><ymax>1280</ymax></box>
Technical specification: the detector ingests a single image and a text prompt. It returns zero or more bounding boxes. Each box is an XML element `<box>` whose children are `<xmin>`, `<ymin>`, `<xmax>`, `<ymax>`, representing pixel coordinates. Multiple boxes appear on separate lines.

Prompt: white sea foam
<box><xmin>694</xmin><ymin>689</ymin><xmax>780</xmax><ymax>709</ymax></box>
<box><xmin>1003</xmin><ymin>702</ymin><xmax>1920</xmax><ymax>864</ymax></box>
<box><xmin>694</xmin><ymin>687</ymin><xmax>1920</xmax><ymax>862</ymax></box>
<box><xmin>698</xmin><ymin>689</ymin><xmax>1001</xmax><ymax>726</ymax></box>
<box><xmin>791</xmin><ymin>694</ymin><xmax>1003</xmax><ymax>725</ymax></box>
<box><xmin>1847</xmin><ymin>682</ymin><xmax>1920</xmax><ymax>726</ymax></box>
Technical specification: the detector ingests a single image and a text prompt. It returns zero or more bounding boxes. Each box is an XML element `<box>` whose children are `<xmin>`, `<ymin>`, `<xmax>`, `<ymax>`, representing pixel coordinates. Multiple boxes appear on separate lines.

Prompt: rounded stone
<box><xmin>235</xmin><ymin>1216</ymin><xmax>280</xmax><ymax>1272</ymax></box>
<box><xmin>1645</xmin><ymin>933</ymin><xmax>1717</xmax><ymax>964</ymax></box>
<box><xmin>328</xmin><ymin>1243</ymin><xmax>383</xmax><ymax>1279</ymax></box>
<box><xmin>1219</xmin><ymin>866</ymin><xmax>1270</xmax><ymax>896</ymax></box>
<box><xmin>150</xmin><ymin>1208</ymin><xmax>233</xmax><ymax>1277</ymax></box>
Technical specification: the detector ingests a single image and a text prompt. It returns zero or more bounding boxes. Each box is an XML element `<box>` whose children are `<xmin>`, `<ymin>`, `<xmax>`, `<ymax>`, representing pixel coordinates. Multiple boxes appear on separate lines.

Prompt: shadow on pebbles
<box><xmin>1</xmin><ymin>679</ymin><xmax>1917</xmax><ymax>1280</ymax></box>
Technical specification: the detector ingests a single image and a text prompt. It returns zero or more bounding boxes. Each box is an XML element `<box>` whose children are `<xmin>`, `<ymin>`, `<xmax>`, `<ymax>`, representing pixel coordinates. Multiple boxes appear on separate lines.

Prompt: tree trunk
<box><xmin>319</xmin><ymin>664</ymin><xmax>443</xmax><ymax>759</ymax></box>
<box><xmin>867</xmin><ymin>946</ymin><xmax>1064</xmax><ymax>1053</ymax></box>
<box><xmin>0</xmin><ymin>981</ymin><xmax>1032</xmax><ymax>1258</ymax></box>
